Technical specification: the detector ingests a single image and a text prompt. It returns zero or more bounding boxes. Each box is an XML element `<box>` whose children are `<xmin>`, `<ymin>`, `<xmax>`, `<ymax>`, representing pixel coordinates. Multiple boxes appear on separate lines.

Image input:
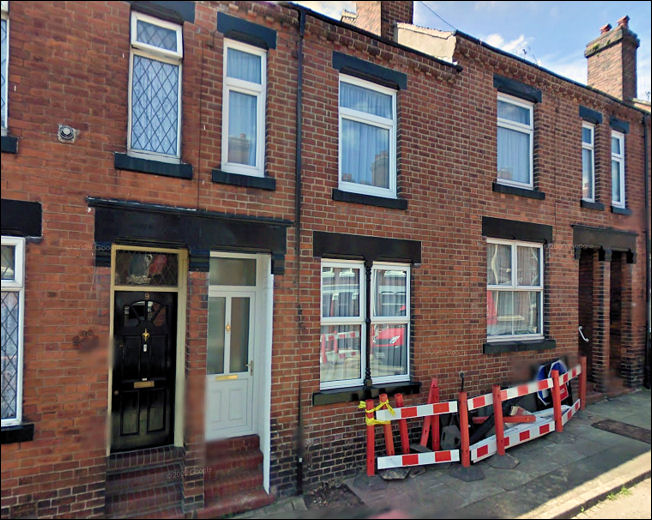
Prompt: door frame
<box><xmin>106</xmin><ymin>244</ymin><xmax>188</xmax><ymax>454</ymax></box>
<box><xmin>208</xmin><ymin>251</ymin><xmax>273</xmax><ymax>493</ymax></box>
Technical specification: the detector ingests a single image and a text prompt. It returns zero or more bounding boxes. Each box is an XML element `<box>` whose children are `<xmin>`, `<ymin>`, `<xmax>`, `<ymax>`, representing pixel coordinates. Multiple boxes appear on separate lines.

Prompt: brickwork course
<box><xmin>1</xmin><ymin>1</ymin><xmax>650</xmax><ymax>518</ymax></box>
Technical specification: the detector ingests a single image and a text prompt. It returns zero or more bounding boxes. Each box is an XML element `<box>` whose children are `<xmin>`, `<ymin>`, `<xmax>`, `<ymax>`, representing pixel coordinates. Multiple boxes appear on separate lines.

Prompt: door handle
<box><xmin>226</xmin><ymin>323</ymin><xmax>231</xmax><ymax>333</ymax></box>
<box><xmin>246</xmin><ymin>360</ymin><xmax>253</xmax><ymax>375</ymax></box>
<box><xmin>578</xmin><ymin>326</ymin><xmax>590</xmax><ymax>343</ymax></box>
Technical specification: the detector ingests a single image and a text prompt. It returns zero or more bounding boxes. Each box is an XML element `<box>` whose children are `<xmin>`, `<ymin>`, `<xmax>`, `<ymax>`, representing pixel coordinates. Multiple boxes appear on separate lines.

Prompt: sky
<box><xmin>293</xmin><ymin>1</ymin><xmax>652</xmax><ymax>100</ymax></box>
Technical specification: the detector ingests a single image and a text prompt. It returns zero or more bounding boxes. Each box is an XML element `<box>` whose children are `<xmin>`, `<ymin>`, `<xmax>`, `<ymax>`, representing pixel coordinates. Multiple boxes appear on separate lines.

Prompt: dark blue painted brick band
<box><xmin>493</xmin><ymin>181</ymin><xmax>545</xmax><ymax>200</ymax></box>
<box><xmin>333</xmin><ymin>52</ymin><xmax>408</xmax><ymax>90</ymax></box>
<box><xmin>493</xmin><ymin>74</ymin><xmax>542</xmax><ymax>103</ymax></box>
<box><xmin>332</xmin><ymin>188</ymin><xmax>408</xmax><ymax>210</ymax></box>
<box><xmin>609</xmin><ymin>116</ymin><xmax>630</xmax><ymax>134</ymax></box>
<box><xmin>114</xmin><ymin>153</ymin><xmax>193</xmax><ymax>179</ymax></box>
<box><xmin>580</xmin><ymin>200</ymin><xmax>605</xmax><ymax>211</ymax></box>
<box><xmin>1</xmin><ymin>423</ymin><xmax>34</xmax><ymax>444</ymax></box>
<box><xmin>217</xmin><ymin>12</ymin><xmax>276</xmax><ymax>50</ymax></box>
<box><xmin>482</xmin><ymin>216</ymin><xmax>553</xmax><ymax>243</ymax></box>
<box><xmin>1</xmin><ymin>135</ymin><xmax>18</xmax><ymax>153</ymax></box>
<box><xmin>212</xmin><ymin>169</ymin><xmax>276</xmax><ymax>191</ymax></box>
<box><xmin>579</xmin><ymin>105</ymin><xmax>603</xmax><ymax>124</ymax></box>
<box><xmin>129</xmin><ymin>1</ymin><xmax>195</xmax><ymax>24</ymax></box>
<box><xmin>1</xmin><ymin>199</ymin><xmax>42</xmax><ymax>237</ymax></box>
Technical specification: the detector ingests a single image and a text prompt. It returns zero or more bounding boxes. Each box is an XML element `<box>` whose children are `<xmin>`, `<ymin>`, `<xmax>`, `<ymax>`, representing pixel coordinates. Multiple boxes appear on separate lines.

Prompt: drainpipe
<box><xmin>295</xmin><ymin>7</ymin><xmax>306</xmax><ymax>495</ymax></box>
<box><xmin>642</xmin><ymin>114</ymin><xmax>650</xmax><ymax>387</ymax></box>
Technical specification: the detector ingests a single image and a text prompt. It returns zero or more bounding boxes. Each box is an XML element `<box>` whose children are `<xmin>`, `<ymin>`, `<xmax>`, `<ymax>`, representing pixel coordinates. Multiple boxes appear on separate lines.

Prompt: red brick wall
<box><xmin>1</xmin><ymin>1</ymin><xmax>649</xmax><ymax>514</ymax></box>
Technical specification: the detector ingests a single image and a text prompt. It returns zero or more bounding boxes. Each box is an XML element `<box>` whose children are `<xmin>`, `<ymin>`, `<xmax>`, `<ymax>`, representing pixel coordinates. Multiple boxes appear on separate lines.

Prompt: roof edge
<box><xmin>454</xmin><ymin>29</ymin><xmax>649</xmax><ymax>117</ymax></box>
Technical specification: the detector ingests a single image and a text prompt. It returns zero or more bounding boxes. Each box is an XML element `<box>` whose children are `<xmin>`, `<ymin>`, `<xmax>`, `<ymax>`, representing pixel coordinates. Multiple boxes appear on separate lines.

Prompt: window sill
<box><xmin>312</xmin><ymin>380</ymin><xmax>421</xmax><ymax>406</ymax></box>
<box><xmin>1</xmin><ymin>423</ymin><xmax>35</xmax><ymax>444</ymax></box>
<box><xmin>332</xmin><ymin>189</ymin><xmax>408</xmax><ymax>210</ymax></box>
<box><xmin>493</xmin><ymin>181</ymin><xmax>545</xmax><ymax>200</ymax></box>
<box><xmin>1</xmin><ymin>135</ymin><xmax>18</xmax><ymax>154</ymax></box>
<box><xmin>483</xmin><ymin>338</ymin><xmax>556</xmax><ymax>354</ymax></box>
<box><xmin>580</xmin><ymin>200</ymin><xmax>604</xmax><ymax>211</ymax></box>
<box><xmin>212</xmin><ymin>169</ymin><xmax>276</xmax><ymax>191</ymax></box>
<box><xmin>114</xmin><ymin>153</ymin><xmax>193</xmax><ymax>179</ymax></box>
<box><xmin>611</xmin><ymin>206</ymin><xmax>632</xmax><ymax>216</ymax></box>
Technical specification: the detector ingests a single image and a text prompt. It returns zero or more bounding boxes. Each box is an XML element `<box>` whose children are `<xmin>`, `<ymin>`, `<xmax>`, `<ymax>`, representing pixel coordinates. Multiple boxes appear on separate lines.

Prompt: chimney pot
<box><xmin>600</xmin><ymin>24</ymin><xmax>612</xmax><ymax>34</ymax></box>
<box><xmin>617</xmin><ymin>15</ymin><xmax>629</xmax><ymax>28</ymax></box>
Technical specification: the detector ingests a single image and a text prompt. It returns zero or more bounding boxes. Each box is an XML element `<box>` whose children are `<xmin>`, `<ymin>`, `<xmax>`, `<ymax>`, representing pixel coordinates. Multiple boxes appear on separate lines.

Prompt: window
<box><xmin>320</xmin><ymin>260</ymin><xmax>409</xmax><ymax>389</ymax></box>
<box><xmin>611</xmin><ymin>131</ymin><xmax>625</xmax><ymax>208</ymax></box>
<box><xmin>128</xmin><ymin>12</ymin><xmax>183</xmax><ymax>162</ymax></box>
<box><xmin>487</xmin><ymin>240</ymin><xmax>543</xmax><ymax>341</ymax></box>
<box><xmin>221</xmin><ymin>39</ymin><xmax>266</xmax><ymax>177</ymax></box>
<box><xmin>1</xmin><ymin>236</ymin><xmax>25</xmax><ymax>426</ymax></box>
<box><xmin>339</xmin><ymin>75</ymin><xmax>397</xmax><ymax>198</ymax></box>
<box><xmin>1</xmin><ymin>1</ymin><xmax>8</xmax><ymax>133</ymax></box>
<box><xmin>581</xmin><ymin>123</ymin><xmax>595</xmax><ymax>202</ymax></box>
<box><xmin>497</xmin><ymin>94</ymin><xmax>534</xmax><ymax>189</ymax></box>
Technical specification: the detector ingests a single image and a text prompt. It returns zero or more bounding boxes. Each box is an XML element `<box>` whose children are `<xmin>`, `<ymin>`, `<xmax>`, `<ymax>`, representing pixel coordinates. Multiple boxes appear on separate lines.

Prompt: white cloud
<box><xmin>485</xmin><ymin>33</ymin><xmax>535</xmax><ymax>58</ymax></box>
<box><xmin>291</xmin><ymin>1</ymin><xmax>355</xmax><ymax>20</ymax></box>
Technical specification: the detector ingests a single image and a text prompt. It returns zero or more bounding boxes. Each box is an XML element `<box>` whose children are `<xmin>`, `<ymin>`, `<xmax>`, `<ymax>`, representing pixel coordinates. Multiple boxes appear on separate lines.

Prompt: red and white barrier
<box><xmin>378</xmin><ymin>449</ymin><xmax>459</xmax><ymax>470</ymax></box>
<box><xmin>376</xmin><ymin>400</ymin><xmax>457</xmax><ymax>422</ymax></box>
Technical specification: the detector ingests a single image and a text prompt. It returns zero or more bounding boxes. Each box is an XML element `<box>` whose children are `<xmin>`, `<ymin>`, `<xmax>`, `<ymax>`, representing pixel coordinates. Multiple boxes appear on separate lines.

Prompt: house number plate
<box><xmin>133</xmin><ymin>380</ymin><xmax>155</xmax><ymax>389</ymax></box>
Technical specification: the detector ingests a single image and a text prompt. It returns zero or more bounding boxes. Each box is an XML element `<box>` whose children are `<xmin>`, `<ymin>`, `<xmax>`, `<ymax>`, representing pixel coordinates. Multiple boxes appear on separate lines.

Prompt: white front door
<box><xmin>205</xmin><ymin>255</ymin><xmax>259</xmax><ymax>440</ymax></box>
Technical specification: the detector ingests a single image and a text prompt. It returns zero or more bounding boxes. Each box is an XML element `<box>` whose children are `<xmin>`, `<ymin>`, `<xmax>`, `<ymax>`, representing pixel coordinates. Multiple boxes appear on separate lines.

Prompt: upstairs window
<box><xmin>497</xmin><ymin>94</ymin><xmax>533</xmax><ymax>189</ymax></box>
<box><xmin>581</xmin><ymin>123</ymin><xmax>595</xmax><ymax>202</ymax></box>
<box><xmin>1</xmin><ymin>236</ymin><xmax>25</xmax><ymax>426</ymax></box>
<box><xmin>128</xmin><ymin>12</ymin><xmax>183</xmax><ymax>161</ymax></box>
<box><xmin>339</xmin><ymin>76</ymin><xmax>397</xmax><ymax>199</ymax></box>
<box><xmin>221</xmin><ymin>39</ymin><xmax>266</xmax><ymax>177</ymax></box>
<box><xmin>1</xmin><ymin>1</ymin><xmax>8</xmax><ymax>133</ymax></box>
<box><xmin>611</xmin><ymin>131</ymin><xmax>625</xmax><ymax>208</ymax></box>
<box><xmin>487</xmin><ymin>239</ymin><xmax>543</xmax><ymax>341</ymax></box>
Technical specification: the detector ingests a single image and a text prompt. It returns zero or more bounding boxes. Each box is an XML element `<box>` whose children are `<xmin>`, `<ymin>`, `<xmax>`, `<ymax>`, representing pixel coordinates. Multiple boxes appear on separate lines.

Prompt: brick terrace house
<box><xmin>1</xmin><ymin>1</ymin><xmax>650</xmax><ymax>518</ymax></box>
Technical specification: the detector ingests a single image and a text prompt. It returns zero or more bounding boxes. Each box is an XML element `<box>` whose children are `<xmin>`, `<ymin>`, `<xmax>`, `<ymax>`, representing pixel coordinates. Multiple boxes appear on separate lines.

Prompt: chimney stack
<box><xmin>585</xmin><ymin>16</ymin><xmax>640</xmax><ymax>102</ymax></box>
<box><xmin>341</xmin><ymin>1</ymin><xmax>413</xmax><ymax>41</ymax></box>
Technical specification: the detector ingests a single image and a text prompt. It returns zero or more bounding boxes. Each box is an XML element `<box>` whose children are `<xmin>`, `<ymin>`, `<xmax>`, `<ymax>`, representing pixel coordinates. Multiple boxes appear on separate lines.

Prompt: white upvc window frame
<box><xmin>370</xmin><ymin>262</ymin><xmax>410</xmax><ymax>385</ymax></box>
<box><xmin>611</xmin><ymin>131</ymin><xmax>626</xmax><ymax>208</ymax></box>
<box><xmin>127</xmin><ymin>11</ymin><xmax>183</xmax><ymax>163</ymax></box>
<box><xmin>320</xmin><ymin>259</ymin><xmax>366</xmax><ymax>390</ymax></box>
<box><xmin>338</xmin><ymin>74</ymin><xmax>397</xmax><ymax>199</ymax></box>
<box><xmin>1</xmin><ymin>235</ymin><xmax>25</xmax><ymax>427</ymax></box>
<box><xmin>1</xmin><ymin>1</ymin><xmax>9</xmax><ymax>134</ymax></box>
<box><xmin>581</xmin><ymin>122</ymin><xmax>595</xmax><ymax>202</ymax></box>
<box><xmin>486</xmin><ymin>238</ymin><xmax>544</xmax><ymax>342</ymax></box>
<box><xmin>496</xmin><ymin>93</ymin><xmax>534</xmax><ymax>189</ymax></box>
<box><xmin>221</xmin><ymin>39</ymin><xmax>267</xmax><ymax>178</ymax></box>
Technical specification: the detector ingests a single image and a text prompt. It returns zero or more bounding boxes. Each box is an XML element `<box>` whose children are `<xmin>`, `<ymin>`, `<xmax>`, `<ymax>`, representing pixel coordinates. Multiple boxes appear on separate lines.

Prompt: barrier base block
<box><xmin>487</xmin><ymin>452</ymin><xmax>519</xmax><ymax>469</ymax></box>
<box><xmin>379</xmin><ymin>467</ymin><xmax>411</xmax><ymax>480</ymax></box>
<box><xmin>450</xmin><ymin>465</ymin><xmax>485</xmax><ymax>482</ymax></box>
<box><xmin>352</xmin><ymin>473</ymin><xmax>388</xmax><ymax>491</ymax></box>
<box><xmin>410</xmin><ymin>443</ymin><xmax>433</xmax><ymax>454</ymax></box>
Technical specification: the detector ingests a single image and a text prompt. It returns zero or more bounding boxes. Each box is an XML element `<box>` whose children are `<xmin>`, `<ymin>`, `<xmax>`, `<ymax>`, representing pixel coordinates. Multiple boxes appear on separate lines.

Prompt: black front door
<box><xmin>112</xmin><ymin>291</ymin><xmax>176</xmax><ymax>451</ymax></box>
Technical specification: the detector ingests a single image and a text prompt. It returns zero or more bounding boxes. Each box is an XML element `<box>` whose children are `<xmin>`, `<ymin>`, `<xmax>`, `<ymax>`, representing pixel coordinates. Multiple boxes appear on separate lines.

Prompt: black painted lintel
<box><xmin>611</xmin><ymin>206</ymin><xmax>632</xmax><ymax>216</ymax></box>
<box><xmin>580</xmin><ymin>200</ymin><xmax>605</xmax><ymax>211</ymax></box>
<box><xmin>114</xmin><ymin>153</ymin><xmax>193</xmax><ymax>180</ymax></box>
<box><xmin>1</xmin><ymin>135</ymin><xmax>18</xmax><ymax>154</ymax></box>
<box><xmin>332</xmin><ymin>189</ymin><xmax>408</xmax><ymax>210</ymax></box>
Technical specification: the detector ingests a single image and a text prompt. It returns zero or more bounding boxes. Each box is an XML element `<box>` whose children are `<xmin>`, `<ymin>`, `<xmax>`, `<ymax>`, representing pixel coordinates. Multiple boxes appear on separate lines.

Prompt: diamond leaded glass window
<box><xmin>128</xmin><ymin>12</ymin><xmax>182</xmax><ymax>159</ymax></box>
<box><xmin>1</xmin><ymin>236</ymin><xmax>24</xmax><ymax>426</ymax></box>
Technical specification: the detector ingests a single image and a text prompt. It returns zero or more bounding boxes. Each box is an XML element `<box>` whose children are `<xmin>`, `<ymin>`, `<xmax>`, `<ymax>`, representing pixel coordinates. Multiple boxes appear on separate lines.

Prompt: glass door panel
<box><xmin>207</xmin><ymin>297</ymin><xmax>226</xmax><ymax>375</ymax></box>
<box><xmin>229</xmin><ymin>297</ymin><xmax>250</xmax><ymax>373</ymax></box>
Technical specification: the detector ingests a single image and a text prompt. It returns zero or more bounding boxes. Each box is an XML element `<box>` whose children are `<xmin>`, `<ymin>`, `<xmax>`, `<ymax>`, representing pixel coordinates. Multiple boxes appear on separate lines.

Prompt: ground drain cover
<box><xmin>591</xmin><ymin>419</ymin><xmax>651</xmax><ymax>444</ymax></box>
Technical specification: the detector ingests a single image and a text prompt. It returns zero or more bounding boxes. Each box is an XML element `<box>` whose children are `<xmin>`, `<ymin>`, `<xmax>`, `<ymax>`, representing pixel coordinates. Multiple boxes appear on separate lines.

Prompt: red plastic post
<box><xmin>395</xmin><ymin>393</ymin><xmax>410</xmax><ymax>454</ymax></box>
<box><xmin>420</xmin><ymin>378</ymin><xmax>438</xmax><ymax>447</ymax></box>
<box><xmin>432</xmin><ymin>380</ymin><xmax>440</xmax><ymax>451</ymax></box>
<box><xmin>380</xmin><ymin>394</ymin><xmax>395</xmax><ymax>456</ymax></box>
<box><xmin>492</xmin><ymin>385</ymin><xmax>505</xmax><ymax>456</ymax></box>
<box><xmin>551</xmin><ymin>369</ymin><xmax>563</xmax><ymax>432</ymax></box>
<box><xmin>579</xmin><ymin>356</ymin><xmax>587</xmax><ymax>410</ymax></box>
<box><xmin>458</xmin><ymin>391</ymin><xmax>470</xmax><ymax>467</ymax></box>
<box><xmin>365</xmin><ymin>399</ymin><xmax>376</xmax><ymax>476</ymax></box>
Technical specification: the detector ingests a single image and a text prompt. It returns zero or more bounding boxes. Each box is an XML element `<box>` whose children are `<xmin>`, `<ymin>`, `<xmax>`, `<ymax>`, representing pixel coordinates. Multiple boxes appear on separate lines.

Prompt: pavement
<box><xmin>571</xmin><ymin>477</ymin><xmax>651</xmax><ymax>519</ymax></box>
<box><xmin>235</xmin><ymin>388</ymin><xmax>651</xmax><ymax>519</ymax></box>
